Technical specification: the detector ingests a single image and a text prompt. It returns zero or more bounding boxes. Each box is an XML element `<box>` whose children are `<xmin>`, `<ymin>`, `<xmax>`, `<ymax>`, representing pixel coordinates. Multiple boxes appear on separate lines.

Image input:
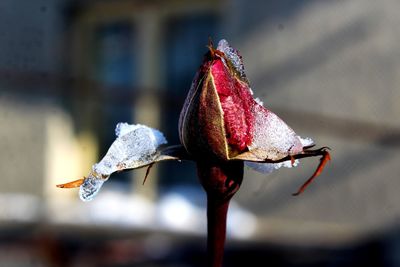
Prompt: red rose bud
<box><xmin>179</xmin><ymin>39</ymin><xmax>330</xmax><ymax>196</ymax></box>
<box><xmin>179</xmin><ymin>39</ymin><xmax>303</xmax><ymax>162</ymax></box>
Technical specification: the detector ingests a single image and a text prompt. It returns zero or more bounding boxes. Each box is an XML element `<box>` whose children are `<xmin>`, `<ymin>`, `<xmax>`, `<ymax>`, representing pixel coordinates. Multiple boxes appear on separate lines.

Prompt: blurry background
<box><xmin>1</xmin><ymin>0</ymin><xmax>400</xmax><ymax>266</ymax></box>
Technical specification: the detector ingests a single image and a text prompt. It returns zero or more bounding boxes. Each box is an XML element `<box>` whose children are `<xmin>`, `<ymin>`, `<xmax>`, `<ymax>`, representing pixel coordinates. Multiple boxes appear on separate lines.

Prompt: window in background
<box><xmin>92</xmin><ymin>21</ymin><xmax>137</xmax><ymax>186</ymax></box>
<box><xmin>93</xmin><ymin>22</ymin><xmax>135</xmax><ymax>88</ymax></box>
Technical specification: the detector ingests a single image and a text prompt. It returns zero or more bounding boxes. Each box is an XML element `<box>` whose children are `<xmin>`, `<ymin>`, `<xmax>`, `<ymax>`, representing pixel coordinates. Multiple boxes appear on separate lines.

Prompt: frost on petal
<box><xmin>217</xmin><ymin>39</ymin><xmax>248</xmax><ymax>82</ymax></box>
<box><xmin>115</xmin><ymin>122</ymin><xmax>138</xmax><ymax>137</ymax></box>
<box><xmin>94</xmin><ymin>124</ymin><xmax>167</xmax><ymax>175</ymax></box>
<box><xmin>79</xmin><ymin>123</ymin><xmax>168</xmax><ymax>201</ymax></box>
<box><xmin>254</xmin><ymin>97</ymin><xmax>264</xmax><ymax>106</ymax></box>
<box><xmin>299</xmin><ymin>136</ymin><xmax>314</xmax><ymax>148</ymax></box>
<box><xmin>233</xmin><ymin>104</ymin><xmax>304</xmax><ymax>162</ymax></box>
<box><xmin>245</xmin><ymin>159</ymin><xmax>299</xmax><ymax>174</ymax></box>
<box><xmin>245</xmin><ymin>105</ymin><xmax>303</xmax><ymax>161</ymax></box>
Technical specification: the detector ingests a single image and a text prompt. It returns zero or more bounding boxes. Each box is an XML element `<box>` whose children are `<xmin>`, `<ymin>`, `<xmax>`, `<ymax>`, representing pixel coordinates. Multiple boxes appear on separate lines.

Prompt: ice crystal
<box><xmin>79</xmin><ymin>175</ymin><xmax>105</xmax><ymax>202</ymax></box>
<box><xmin>79</xmin><ymin>123</ymin><xmax>167</xmax><ymax>201</ymax></box>
<box><xmin>299</xmin><ymin>136</ymin><xmax>314</xmax><ymax>147</ymax></box>
<box><xmin>217</xmin><ymin>39</ymin><xmax>247</xmax><ymax>81</ymax></box>
<box><xmin>254</xmin><ymin>97</ymin><xmax>264</xmax><ymax>106</ymax></box>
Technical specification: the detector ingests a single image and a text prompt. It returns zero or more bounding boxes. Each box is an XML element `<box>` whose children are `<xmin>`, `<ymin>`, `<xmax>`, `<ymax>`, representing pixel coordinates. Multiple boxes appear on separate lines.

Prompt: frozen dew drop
<box><xmin>79</xmin><ymin>176</ymin><xmax>106</xmax><ymax>202</ymax></box>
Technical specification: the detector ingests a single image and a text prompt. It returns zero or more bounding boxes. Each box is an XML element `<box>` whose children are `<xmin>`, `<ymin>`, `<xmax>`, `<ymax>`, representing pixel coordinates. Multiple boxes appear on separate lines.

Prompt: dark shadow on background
<box><xmin>251</xmin><ymin>18</ymin><xmax>370</xmax><ymax>93</ymax></box>
<box><xmin>231</xmin><ymin>0</ymin><xmax>324</xmax><ymax>36</ymax></box>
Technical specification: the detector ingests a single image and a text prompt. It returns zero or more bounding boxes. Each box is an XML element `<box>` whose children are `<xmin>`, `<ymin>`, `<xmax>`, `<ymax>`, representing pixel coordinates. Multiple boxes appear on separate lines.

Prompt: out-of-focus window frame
<box><xmin>67</xmin><ymin>0</ymin><xmax>222</xmax><ymax>198</ymax></box>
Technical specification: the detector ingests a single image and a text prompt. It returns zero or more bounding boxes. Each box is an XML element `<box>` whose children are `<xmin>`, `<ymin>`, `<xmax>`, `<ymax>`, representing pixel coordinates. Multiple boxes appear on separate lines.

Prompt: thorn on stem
<box><xmin>142</xmin><ymin>163</ymin><xmax>154</xmax><ymax>185</ymax></box>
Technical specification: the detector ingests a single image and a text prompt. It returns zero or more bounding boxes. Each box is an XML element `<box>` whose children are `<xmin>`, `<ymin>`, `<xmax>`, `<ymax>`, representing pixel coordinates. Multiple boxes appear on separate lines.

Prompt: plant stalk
<box><xmin>206</xmin><ymin>195</ymin><xmax>230</xmax><ymax>267</ymax></box>
<box><xmin>197</xmin><ymin>161</ymin><xmax>244</xmax><ymax>267</ymax></box>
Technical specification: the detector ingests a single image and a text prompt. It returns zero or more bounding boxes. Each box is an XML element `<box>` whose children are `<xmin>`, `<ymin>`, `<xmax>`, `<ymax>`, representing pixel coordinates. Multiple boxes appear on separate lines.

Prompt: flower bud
<box><xmin>179</xmin><ymin>39</ymin><xmax>303</xmax><ymax>162</ymax></box>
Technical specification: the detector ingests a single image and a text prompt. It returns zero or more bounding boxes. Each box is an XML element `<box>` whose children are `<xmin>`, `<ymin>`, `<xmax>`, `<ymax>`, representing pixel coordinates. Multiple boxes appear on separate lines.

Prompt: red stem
<box><xmin>197</xmin><ymin>161</ymin><xmax>244</xmax><ymax>267</ymax></box>
<box><xmin>206</xmin><ymin>195</ymin><xmax>230</xmax><ymax>267</ymax></box>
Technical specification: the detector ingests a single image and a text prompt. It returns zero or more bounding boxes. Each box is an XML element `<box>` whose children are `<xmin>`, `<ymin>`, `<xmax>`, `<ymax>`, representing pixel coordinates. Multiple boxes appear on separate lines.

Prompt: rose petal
<box><xmin>249</xmin><ymin>104</ymin><xmax>303</xmax><ymax>160</ymax></box>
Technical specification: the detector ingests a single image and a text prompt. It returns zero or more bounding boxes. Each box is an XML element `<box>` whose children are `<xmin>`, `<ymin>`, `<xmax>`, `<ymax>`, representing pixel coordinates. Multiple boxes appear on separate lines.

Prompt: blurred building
<box><xmin>0</xmin><ymin>0</ymin><xmax>400</xmax><ymax>266</ymax></box>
